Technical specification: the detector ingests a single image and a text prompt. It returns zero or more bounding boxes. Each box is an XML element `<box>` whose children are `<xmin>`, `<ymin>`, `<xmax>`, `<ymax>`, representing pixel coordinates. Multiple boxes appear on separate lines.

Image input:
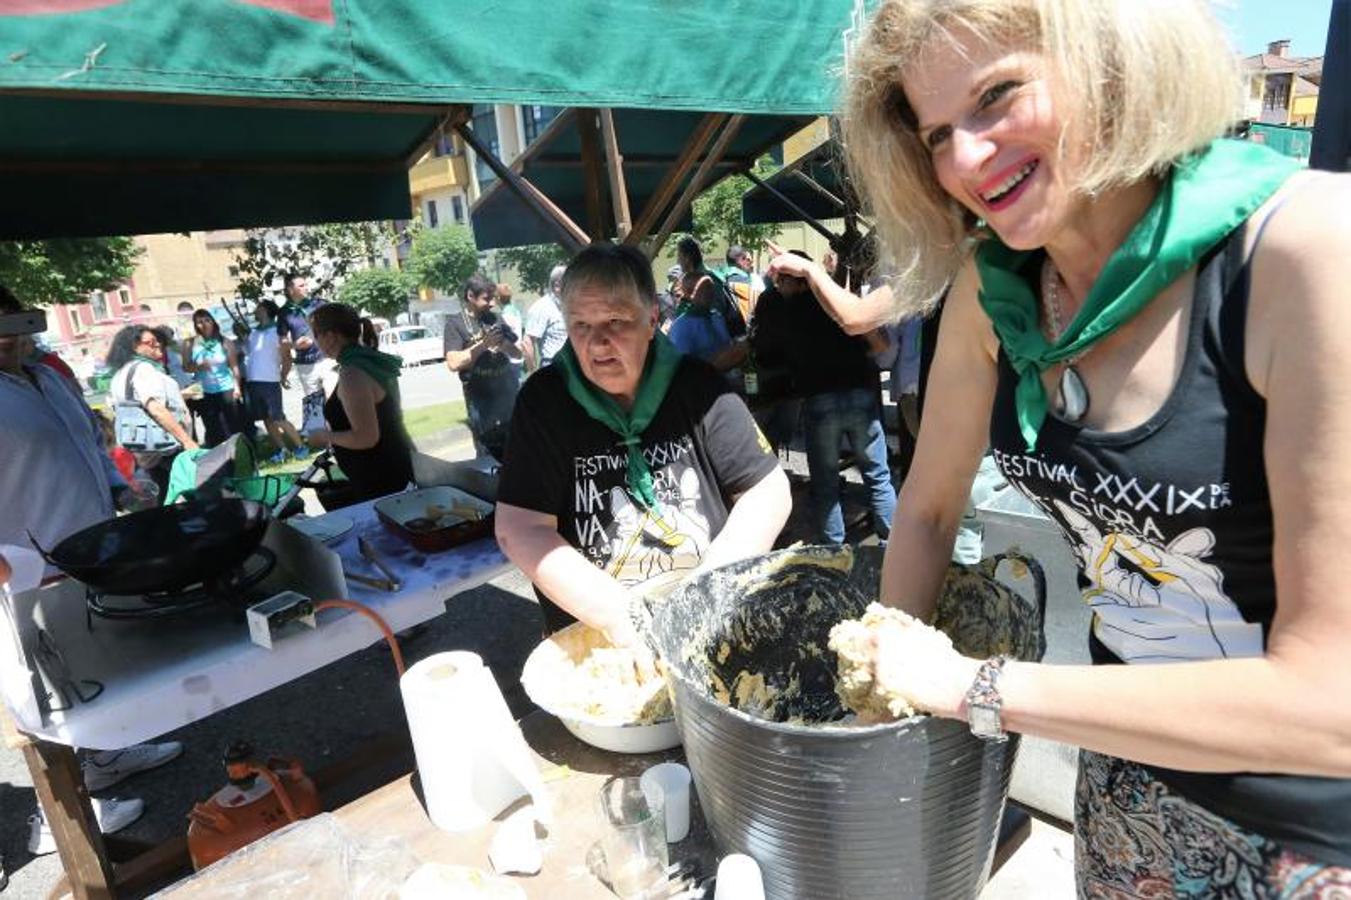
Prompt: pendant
<box><xmin>1057</xmin><ymin>365</ymin><xmax>1090</xmax><ymax>422</ymax></box>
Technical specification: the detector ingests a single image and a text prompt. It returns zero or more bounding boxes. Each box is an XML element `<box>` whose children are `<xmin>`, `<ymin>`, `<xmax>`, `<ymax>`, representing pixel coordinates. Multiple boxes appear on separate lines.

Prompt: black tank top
<box><xmin>323</xmin><ymin>381</ymin><xmax>414</xmax><ymax>502</ymax></box>
<box><xmin>988</xmin><ymin>230</ymin><xmax>1351</xmax><ymax>865</ymax></box>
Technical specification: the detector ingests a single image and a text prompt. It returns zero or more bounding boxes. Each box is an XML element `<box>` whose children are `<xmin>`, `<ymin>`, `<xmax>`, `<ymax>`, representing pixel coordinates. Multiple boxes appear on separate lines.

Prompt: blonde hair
<box><xmin>842</xmin><ymin>0</ymin><xmax>1244</xmax><ymax>316</ymax></box>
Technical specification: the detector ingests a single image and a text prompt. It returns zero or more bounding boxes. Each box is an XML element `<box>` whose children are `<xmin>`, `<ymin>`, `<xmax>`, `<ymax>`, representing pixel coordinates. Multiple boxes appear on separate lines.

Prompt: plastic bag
<box><xmin>152</xmin><ymin>813</ymin><xmax>419</xmax><ymax>900</ymax></box>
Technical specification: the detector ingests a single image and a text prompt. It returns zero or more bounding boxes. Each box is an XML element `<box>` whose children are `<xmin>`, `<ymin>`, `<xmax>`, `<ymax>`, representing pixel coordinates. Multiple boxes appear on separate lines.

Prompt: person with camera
<box><xmin>443</xmin><ymin>274</ymin><xmax>524</xmax><ymax>460</ymax></box>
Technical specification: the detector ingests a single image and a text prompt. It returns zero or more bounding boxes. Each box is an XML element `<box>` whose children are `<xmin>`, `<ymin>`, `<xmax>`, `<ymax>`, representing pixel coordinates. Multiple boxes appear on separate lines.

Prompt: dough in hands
<box><xmin>829</xmin><ymin>603</ymin><xmax>953</xmax><ymax>721</ymax></box>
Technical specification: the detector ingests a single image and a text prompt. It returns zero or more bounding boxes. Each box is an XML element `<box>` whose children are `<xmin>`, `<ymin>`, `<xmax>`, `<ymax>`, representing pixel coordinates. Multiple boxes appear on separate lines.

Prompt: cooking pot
<box><xmin>648</xmin><ymin>544</ymin><xmax>1046</xmax><ymax>900</ymax></box>
<box><xmin>34</xmin><ymin>498</ymin><xmax>270</xmax><ymax>595</ymax></box>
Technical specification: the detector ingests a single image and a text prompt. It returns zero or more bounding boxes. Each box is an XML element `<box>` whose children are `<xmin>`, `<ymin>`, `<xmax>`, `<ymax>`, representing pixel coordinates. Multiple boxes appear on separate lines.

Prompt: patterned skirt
<box><xmin>1075</xmin><ymin>750</ymin><xmax>1351</xmax><ymax>899</ymax></box>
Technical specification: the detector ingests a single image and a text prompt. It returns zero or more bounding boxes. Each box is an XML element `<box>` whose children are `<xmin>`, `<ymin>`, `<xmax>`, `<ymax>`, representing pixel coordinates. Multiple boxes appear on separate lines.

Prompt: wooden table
<box><xmin>332</xmin><ymin>711</ymin><xmax>1032</xmax><ymax>899</ymax></box>
<box><xmin>336</xmin><ymin>711</ymin><xmax>720</xmax><ymax>898</ymax></box>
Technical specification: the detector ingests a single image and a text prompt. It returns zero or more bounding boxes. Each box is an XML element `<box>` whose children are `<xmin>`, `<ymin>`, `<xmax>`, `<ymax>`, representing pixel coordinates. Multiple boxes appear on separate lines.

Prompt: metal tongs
<box><xmin>354</xmin><ymin>536</ymin><xmax>402</xmax><ymax>593</ymax></box>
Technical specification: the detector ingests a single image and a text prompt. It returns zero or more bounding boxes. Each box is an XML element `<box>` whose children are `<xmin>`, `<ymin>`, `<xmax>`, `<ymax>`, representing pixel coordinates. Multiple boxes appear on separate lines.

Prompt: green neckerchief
<box><xmin>337</xmin><ymin>344</ymin><xmax>403</xmax><ymax>396</ymax></box>
<box><xmin>674</xmin><ymin>300</ymin><xmax>713</xmax><ymax>319</ymax></box>
<box><xmin>554</xmin><ymin>331</ymin><xmax>684</xmax><ymax>512</ymax></box>
<box><xmin>976</xmin><ymin>139</ymin><xmax>1298</xmax><ymax>451</ymax></box>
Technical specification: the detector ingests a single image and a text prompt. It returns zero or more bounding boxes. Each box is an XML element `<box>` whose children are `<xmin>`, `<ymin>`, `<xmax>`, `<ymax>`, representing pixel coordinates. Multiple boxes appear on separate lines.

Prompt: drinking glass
<box><xmin>597</xmin><ymin>775</ymin><xmax>668</xmax><ymax>899</ymax></box>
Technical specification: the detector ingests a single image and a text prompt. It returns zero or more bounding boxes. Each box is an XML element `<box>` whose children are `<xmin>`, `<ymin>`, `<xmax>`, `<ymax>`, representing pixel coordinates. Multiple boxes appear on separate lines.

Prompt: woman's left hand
<box><xmin>306</xmin><ymin>429</ymin><xmax>333</xmax><ymax>449</ymax></box>
<box><xmin>872</xmin><ymin>617</ymin><xmax>981</xmax><ymax>720</ymax></box>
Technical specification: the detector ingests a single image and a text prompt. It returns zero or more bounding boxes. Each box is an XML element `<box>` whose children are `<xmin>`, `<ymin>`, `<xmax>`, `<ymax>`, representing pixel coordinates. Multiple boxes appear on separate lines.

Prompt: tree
<box><xmin>232</xmin><ymin>222</ymin><xmax>395</xmax><ymax>302</ymax></box>
<box><xmin>0</xmin><ymin>237</ymin><xmax>142</xmax><ymax>305</ymax></box>
<box><xmin>337</xmin><ymin>268</ymin><xmax>414</xmax><ymax>321</ymax></box>
<box><xmin>496</xmin><ymin>243</ymin><xmax>569</xmax><ymax>294</ymax></box>
<box><xmin>689</xmin><ymin>155</ymin><xmax>781</xmax><ymax>256</ymax></box>
<box><xmin>405</xmin><ymin>225</ymin><xmax>479</xmax><ymax>296</ymax></box>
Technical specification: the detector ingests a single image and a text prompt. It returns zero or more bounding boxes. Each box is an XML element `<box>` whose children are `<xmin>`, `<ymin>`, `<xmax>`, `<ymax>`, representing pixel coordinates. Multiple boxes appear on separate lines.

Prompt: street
<box><xmin>280</xmin><ymin>357</ymin><xmax>460</xmax><ymax>425</ymax></box>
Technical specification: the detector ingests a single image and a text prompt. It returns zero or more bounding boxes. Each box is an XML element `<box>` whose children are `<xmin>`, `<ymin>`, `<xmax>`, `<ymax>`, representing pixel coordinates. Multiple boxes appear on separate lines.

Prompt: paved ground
<box><xmin>0</xmin><ymin>391</ymin><xmax>1080</xmax><ymax>898</ymax></box>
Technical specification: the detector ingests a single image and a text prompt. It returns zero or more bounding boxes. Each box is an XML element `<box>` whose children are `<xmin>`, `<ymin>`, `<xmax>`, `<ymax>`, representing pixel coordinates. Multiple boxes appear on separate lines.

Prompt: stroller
<box><xmin>163</xmin><ymin>435</ymin><xmax>335</xmax><ymax>518</ymax></box>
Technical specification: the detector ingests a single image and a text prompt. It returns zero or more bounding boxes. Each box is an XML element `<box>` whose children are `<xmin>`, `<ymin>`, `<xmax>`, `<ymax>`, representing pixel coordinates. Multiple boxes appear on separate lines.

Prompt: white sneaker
<box><xmin>82</xmin><ymin>741</ymin><xmax>183</xmax><ymax>792</ymax></box>
<box><xmin>27</xmin><ymin>797</ymin><xmax>145</xmax><ymax>855</ymax></box>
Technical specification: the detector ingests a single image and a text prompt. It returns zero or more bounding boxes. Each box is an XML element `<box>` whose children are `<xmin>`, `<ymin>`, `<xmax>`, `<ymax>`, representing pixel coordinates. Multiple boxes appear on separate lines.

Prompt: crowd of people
<box><xmin>6</xmin><ymin>0</ymin><xmax>1351</xmax><ymax>892</ymax></box>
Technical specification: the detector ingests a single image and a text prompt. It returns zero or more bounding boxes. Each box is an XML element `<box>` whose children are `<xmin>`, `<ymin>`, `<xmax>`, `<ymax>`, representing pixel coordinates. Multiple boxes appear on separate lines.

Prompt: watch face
<box><xmin>970</xmin><ymin>704</ymin><xmax>1002</xmax><ymax>739</ymax></box>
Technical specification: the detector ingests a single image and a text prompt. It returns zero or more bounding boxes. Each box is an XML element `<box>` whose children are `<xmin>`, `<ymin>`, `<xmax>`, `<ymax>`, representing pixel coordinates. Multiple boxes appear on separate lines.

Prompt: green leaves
<box><xmin>496</xmin><ymin>243</ymin><xmax>569</xmax><ymax>293</ymax></box>
<box><xmin>0</xmin><ymin>237</ymin><xmax>142</xmax><ymax>305</ymax></box>
<box><xmin>231</xmin><ymin>222</ymin><xmax>396</xmax><ymax>302</ymax></box>
<box><xmin>337</xmin><ymin>267</ymin><xmax>414</xmax><ymax>320</ymax></box>
<box><xmin>690</xmin><ymin>154</ymin><xmax>781</xmax><ymax>254</ymax></box>
<box><xmin>405</xmin><ymin>225</ymin><xmax>479</xmax><ymax>294</ymax></box>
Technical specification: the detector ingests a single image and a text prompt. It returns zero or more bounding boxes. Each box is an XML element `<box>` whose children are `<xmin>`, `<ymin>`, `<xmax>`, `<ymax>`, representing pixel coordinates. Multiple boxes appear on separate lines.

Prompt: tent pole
<box><xmin>576</xmin><ymin>108</ymin><xmax>609</xmax><ymax>239</ymax></box>
<box><xmin>789</xmin><ymin>169</ymin><xmax>847</xmax><ymax>213</ymax></box>
<box><xmin>648</xmin><ymin>114</ymin><xmax>746</xmax><ymax>259</ymax></box>
<box><xmin>600</xmin><ymin>109</ymin><xmax>633</xmax><ymax>240</ymax></box>
<box><xmin>453</xmin><ymin>122</ymin><xmax>588</xmax><ymax>253</ymax></box>
<box><xmin>625</xmin><ymin>113</ymin><xmax>727</xmax><ymax>246</ymax></box>
<box><xmin>743</xmin><ymin>169</ymin><xmax>839</xmax><ymax>243</ymax></box>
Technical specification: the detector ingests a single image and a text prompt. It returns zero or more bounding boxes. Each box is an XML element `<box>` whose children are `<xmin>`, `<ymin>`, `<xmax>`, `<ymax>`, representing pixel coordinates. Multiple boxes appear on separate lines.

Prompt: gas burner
<box><xmin>86</xmin><ymin>548</ymin><xmax>277</xmax><ymax>624</ymax></box>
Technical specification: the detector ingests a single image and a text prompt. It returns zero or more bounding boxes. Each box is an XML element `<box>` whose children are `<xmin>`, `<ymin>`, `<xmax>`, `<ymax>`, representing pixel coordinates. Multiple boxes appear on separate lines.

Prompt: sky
<box><xmin>1215</xmin><ymin>0</ymin><xmax>1336</xmax><ymax>57</ymax></box>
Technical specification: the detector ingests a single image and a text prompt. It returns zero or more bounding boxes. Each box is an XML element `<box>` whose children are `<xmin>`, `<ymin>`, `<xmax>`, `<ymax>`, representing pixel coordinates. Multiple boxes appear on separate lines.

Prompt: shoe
<box><xmin>83</xmin><ymin>741</ymin><xmax>183</xmax><ymax>792</ymax></box>
<box><xmin>27</xmin><ymin>798</ymin><xmax>145</xmax><ymax>855</ymax></box>
<box><xmin>265</xmin><ymin>450</ymin><xmax>288</xmax><ymax>466</ymax></box>
<box><xmin>291</xmin><ymin>446</ymin><xmax>311</xmax><ymax>461</ymax></box>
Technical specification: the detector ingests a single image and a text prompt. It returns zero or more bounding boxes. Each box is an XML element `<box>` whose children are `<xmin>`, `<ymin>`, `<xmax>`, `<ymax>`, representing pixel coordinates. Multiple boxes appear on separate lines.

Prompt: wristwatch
<box><xmin>965</xmin><ymin>656</ymin><xmax>1010</xmax><ymax>742</ymax></box>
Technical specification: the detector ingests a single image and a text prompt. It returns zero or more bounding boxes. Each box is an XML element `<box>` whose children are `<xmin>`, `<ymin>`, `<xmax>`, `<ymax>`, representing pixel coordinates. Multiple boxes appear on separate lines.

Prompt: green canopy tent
<box><xmin>1</xmin><ymin>0</ymin><xmax>860</xmax><ymax>247</ymax></box>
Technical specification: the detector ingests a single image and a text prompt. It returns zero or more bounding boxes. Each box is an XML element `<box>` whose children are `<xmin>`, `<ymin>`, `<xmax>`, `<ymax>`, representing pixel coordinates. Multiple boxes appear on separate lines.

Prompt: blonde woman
<box><xmin>825</xmin><ymin>0</ymin><xmax>1351</xmax><ymax>893</ymax></box>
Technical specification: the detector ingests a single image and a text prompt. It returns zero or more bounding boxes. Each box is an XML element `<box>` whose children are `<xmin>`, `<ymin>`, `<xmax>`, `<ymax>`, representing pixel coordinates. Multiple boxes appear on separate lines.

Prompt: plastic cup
<box><xmin>640</xmin><ymin>762</ymin><xmax>692</xmax><ymax>843</ymax></box>
<box><xmin>715</xmin><ymin>854</ymin><xmax>765</xmax><ymax>900</ymax></box>
<box><xmin>597</xmin><ymin>776</ymin><xmax>668</xmax><ymax>899</ymax></box>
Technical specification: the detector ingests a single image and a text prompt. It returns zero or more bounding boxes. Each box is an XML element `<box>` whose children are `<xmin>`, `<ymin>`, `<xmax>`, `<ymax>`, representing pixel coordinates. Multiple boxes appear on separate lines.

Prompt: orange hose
<box><xmin>314</xmin><ymin>599</ymin><xmax>406</xmax><ymax>676</ymax></box>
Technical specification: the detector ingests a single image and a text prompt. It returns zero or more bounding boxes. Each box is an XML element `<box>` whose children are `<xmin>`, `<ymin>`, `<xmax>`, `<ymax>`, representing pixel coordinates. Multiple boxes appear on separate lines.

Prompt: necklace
<box><xmin>1040</xmin><ymin>257</ymin><xmax>1090</xmax><ymax>422</ymax></box>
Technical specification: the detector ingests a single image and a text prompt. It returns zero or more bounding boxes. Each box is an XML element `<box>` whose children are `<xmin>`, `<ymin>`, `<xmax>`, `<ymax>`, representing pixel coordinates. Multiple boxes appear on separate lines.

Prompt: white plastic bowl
<box><xmin>521</xmin><ymin>622</ymin><xmax>681</xmax><ymax>755</ymax></box>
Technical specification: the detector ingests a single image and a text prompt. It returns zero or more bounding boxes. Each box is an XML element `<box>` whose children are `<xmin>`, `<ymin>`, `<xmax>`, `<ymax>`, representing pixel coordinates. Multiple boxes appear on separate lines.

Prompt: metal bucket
<box><xmin>649</xmin><ymin>545</ymin><xmax>1046</xmax><ymax>900</ymax></box>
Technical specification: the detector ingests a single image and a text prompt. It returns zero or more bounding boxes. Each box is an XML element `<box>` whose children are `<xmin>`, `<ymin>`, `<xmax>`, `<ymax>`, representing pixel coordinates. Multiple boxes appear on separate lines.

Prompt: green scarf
<box><xmin>554</xmin><ymin>331</ymin><xmax>684</xmax><ymax>512</ymax></box>
<box><xmin>976</xmin><ymin>139</ymin><xmax>1298</xmax><ymax>451</ymax></box>
<box><xmin>337</xmin><ymin>344</ymin><xmax>403</xmax><ymax>396</ymax></box>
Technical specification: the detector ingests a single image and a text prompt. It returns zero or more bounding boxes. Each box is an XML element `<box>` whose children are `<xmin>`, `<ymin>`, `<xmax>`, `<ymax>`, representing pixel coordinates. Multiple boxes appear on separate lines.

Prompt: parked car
<box><xmin>378</xmin><ymin>325</ymin><xmax>443</xmax><ymax>366</ymax></box>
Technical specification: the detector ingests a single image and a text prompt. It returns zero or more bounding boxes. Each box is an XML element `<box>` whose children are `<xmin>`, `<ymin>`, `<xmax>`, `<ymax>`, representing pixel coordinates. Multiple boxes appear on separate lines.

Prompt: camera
<box><xmin>480</xmin><ymin>310</ymin><xmax>518</xmax><ymax>345</ymax></box>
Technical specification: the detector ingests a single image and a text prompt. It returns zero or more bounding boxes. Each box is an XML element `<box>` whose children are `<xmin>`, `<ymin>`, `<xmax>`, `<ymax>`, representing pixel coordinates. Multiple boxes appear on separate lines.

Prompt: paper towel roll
<box><xmin>400</xmin><ymin>651</ymin><xmax>546</xmax><ymax>832</ymax></box>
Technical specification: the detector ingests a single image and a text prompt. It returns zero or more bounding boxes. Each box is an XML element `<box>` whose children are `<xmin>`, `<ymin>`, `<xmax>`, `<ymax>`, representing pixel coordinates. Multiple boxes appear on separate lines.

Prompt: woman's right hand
<box><xmin>598</xmin><ymin>605</ymin><xmax>659</xmax><ymax>681</ymax></box>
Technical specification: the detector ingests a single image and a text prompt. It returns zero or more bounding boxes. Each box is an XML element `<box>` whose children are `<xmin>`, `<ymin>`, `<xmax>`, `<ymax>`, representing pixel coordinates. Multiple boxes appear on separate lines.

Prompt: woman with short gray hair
<box><xmin>495</xmin><ymin>243</ymin><xmax>791</xmax><ymax>650</ymax></box>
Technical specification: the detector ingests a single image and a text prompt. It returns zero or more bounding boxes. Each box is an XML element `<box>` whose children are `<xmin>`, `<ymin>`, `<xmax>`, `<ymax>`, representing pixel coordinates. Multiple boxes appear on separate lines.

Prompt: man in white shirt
<box><xmin>525</xmin><ymin>264</ymin><xmax>568</xmax><ymax>369</ymax></box>
<box><xmin>242</xmin><ymin>300</ymin><xmax>305</xmax><ymax>464</ymax></box>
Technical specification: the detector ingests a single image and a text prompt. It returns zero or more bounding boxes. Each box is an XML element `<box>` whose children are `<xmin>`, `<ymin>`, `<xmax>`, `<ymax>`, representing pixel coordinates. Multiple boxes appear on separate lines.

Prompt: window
<box><xmin>228</xmin><ymin>265</ymin><xmax>240</xmax><ymax>278</ymax></box>
<box><xmin>177</xmin><ymin>302</ymin><xmax>194</xmax><ymax>314</ymax></box>
<box><xmin>90</xmin><ymin>290</ymin><xmax>108</xmax><ymax>320</ymax></box>
<box><xmin>433</xmin><ymin>130</ymin><xmax>457</xmax><ymax>157</ymax></box>
<box><xmin>68</xmin><ymin>308</ymin><xmax>86</xmax><ymax>334</ymax></box>
<box><xmin>427</xmin><ymin>199</ymin><xmax>439</xmax><ymax>228</ymax></box>
<box><xmin>470</xmin><ymin>104</ymin><xmax>500</xmax><ymax>189</ymax></box>
<box><xmin>451</xmin><ymin>195</ymin><xmax>465</xmax><ymax>224</ymax></box>
<box><xmin>118</xmin><ymin>288</ymin><xmax>131</xmax><ymax>307</ymax></box>
<box><xmin>521</xmin><ymin>105</ymin><xmax>561</xmax><ymax>145</ymax></box>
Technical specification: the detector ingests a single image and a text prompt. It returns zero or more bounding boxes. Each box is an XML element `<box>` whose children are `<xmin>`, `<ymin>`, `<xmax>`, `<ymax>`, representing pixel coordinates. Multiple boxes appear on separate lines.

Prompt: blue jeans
<box><xmin>803</xmin><ymin>388</ymin><xmax>897</xmax><ymax>544</ymax></box>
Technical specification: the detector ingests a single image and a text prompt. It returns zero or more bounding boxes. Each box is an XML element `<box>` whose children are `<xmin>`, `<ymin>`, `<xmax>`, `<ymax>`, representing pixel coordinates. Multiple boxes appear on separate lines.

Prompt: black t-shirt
<box><xmin>443</xmin><ymin>311</ymin><xmax>520</xmax><ymax>456</ymax></box>
<box><xmin>277</xmin><ymin>301</ymin><xmax>321</xmax><ymax>365</ymax></box>
<box><xmin>752</xmin><ymin>287</ymin><xmax>876</xmax><ymax>397</ymax></box>
<box><xmin>498</xmin><ymin>357</ymin><xmax>780</xmax><ymax>633</ymax></box>
<box><xmin>988</xmin><ymin>236</ymin><xmax>1351</xmax><ymax>866</ymax></box>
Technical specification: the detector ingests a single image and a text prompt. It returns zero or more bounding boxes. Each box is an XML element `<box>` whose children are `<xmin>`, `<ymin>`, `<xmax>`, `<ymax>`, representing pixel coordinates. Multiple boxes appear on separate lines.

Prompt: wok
<box><xmin>35</xmin><ymin>498</ymin><xmax>270</xmax><ymax>595</ymax></box>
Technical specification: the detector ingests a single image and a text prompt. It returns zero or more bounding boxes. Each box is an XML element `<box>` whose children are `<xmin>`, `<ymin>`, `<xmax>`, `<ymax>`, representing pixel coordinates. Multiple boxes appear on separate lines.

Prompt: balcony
<box><xmin>409</xmin><ymin>155</ymin><xmax>470</xmax><ymax>196</ymax></box>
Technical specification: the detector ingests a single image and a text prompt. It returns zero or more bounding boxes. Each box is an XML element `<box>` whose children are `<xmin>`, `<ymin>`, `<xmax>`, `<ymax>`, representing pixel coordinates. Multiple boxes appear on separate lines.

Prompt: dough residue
<box><xmin>828</xmin><ymin>603</ymin><xmax>953</xmax><ymax>722</ymax></box>
<box><xmin>526</xmin><ymin>624</ymin><xmax>672</xmax><ymax>724</ymax></box>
